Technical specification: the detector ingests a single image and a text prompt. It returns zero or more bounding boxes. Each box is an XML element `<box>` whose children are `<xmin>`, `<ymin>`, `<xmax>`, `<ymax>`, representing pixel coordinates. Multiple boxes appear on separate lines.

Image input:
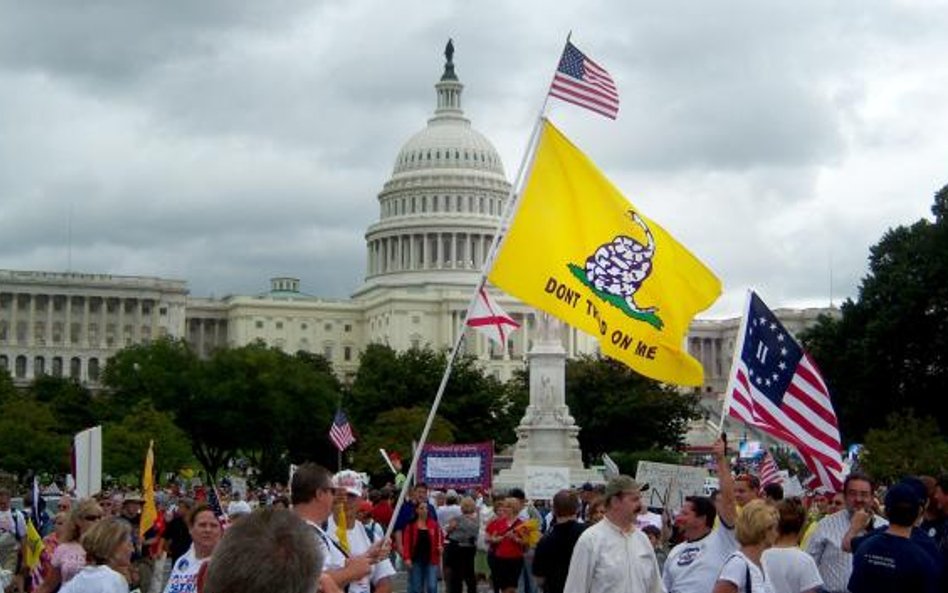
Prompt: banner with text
<box><xmin>635</xmin><ymin>461</ymin><xmax>708</xmax><ymax>510</ymax></box>
<box><xmin>417</xmin><ymin>442</ymin><xmax>493</xmax><ymax>491</ymax></box>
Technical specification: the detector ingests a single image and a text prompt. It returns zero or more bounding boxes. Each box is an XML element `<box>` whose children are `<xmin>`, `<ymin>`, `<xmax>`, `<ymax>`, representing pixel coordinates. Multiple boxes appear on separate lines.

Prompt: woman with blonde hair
<box><xmin>36</xmin><ymin>499</ymin><xmax>105</xmax><ymax>593</ymax></box>
<box><xmin>712</xmin><ymin>499</ymin><xmax>779</xmax><ymax>593</ymax></box>
<box><xmin>60</xmin><ymin>517</ymin><xmax>133</xmax><ymax>593</ymax></box>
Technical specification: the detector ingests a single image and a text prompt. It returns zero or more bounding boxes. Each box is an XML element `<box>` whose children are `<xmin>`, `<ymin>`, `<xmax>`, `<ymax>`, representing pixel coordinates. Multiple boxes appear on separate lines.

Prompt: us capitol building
<box><xmin>0</xmin><ymin>46</ymin><xmax>834</xmax><ymax>401</ymax></box>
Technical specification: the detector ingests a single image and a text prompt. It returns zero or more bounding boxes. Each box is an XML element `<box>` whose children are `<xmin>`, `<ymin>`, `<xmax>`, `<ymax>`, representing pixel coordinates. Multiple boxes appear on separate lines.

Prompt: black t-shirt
<box><xmin>413</xmin><ymin>528</ymin><xmax>432</xmax><ymax>564</ymax></box>
<box><xmin>532</xmin><ymin>520</ymin><xmax>587</xmax><ymax>593</ymax></box>
<box><xmin>848</xmin><ymin>532</ymin><xmax>941</xmax><ymax>593</ymax></box>
<box><xmin>162</xmin><ymin>516</ymin><xmax>192</xmax><ymax>563</ymax></box>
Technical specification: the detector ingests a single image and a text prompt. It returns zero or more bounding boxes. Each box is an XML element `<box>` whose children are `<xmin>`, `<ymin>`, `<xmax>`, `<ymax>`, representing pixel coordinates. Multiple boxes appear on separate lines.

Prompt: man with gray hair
<box><xmin>204</xmin><ymin>508</ymin><xmax>322</xmax><ymax>593</ymax></box>
<box><xmin>563</xmin><ymin>476</ymin><xmax>663</xmax><ymax>593</ymax></box>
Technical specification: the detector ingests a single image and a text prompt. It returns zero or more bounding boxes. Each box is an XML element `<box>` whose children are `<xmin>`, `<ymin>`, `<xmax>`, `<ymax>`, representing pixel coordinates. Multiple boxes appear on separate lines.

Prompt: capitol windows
<box><xmin>34</xmin><ymin>321</ymin><xmax>45</xmax><ymax>345</ymax></box>
<box><xmin>344</xmin><ymin>346</ymin><xmax>352</xmax><ymax>361</ymax></box>
<box><xmin>421</xmin><ymin>197</ymin><xmax>427</xmax><ymax>213</ymax></box>
<box><xmin>276</xmin><ymin>321</ymin><xmax>284</xmax><ymax>330</ymax></box>
<box><xmin>159</xmin><ymin>306</ymin><xmax>167</xmax><ymax>316</ymax></box>
<box><xmin>344</xmin><ymin>324</ymin><xmax>352</xmax><ymax>333</ymax></box>
<box><xmin>51</xmin><ymin>356</ymin><xmax>63</xmax><ymax>377</ymax></box>
<box><xmin>34</xmin><ymin>356</ymin><xmax>45</xmax><ymax>376</ymax></box>
<box><xmin>88</xmin><ymin>358</ymin><xmax>100</xmax><ymax>382</ymax></box>
<box><xmin>411</xmin><ymin>197</ymin><xmax>416</xmax><ymax>213</ymax></box>
<box><xmin>123</xmin><ymin>324</ymin><xmax>133</xmax><ymax>345</ymax></box>
<box><xmin>70</xmin><ymin>323</ymin><xmax>81</xmax><ymax>344</ymax></box>
<box><xmin>479</xmin><ymin>196</ymin><xmax>485</xmax><ymax>213</ymax></box>
<box><xmin>52</xmin><ymin>321</ymin><xmax>63</xmax><ymax>344</ymax></box>
<box><xmin>456</xmin><ymin>195</ymin><xmax>462</xmax><ymax>212</ymax></box>
<box><xmin>0</xmin><ymin>355</ymin><xmax>7</xmax><ymax>372</ymax></box>
<box><xmin>324</xmin><ymin>322</ymin><xmax>333</xmax><ymax>332</ymax></box>
<box><xmin>70</xmin><ymin>357</ymin><xmax>80</xmax><ymax>379</ymax></box>
<box><xmin>323</xmin><ymin>344</ymin><xmax>333</xmax><ymax>360</ymax></box>
<box><xmin>16</xmin><ymin>321</ymin><xmax>27</xmax><ymax>344</ymax></box>
<box><xmin>255</xmin><ymin>320</ymin><xmax>264</xmax><ymax>329</ymax></box>
<box><xmin>15</xmin><ymin>355</ymin><xmax>26</xmax><ymax>378</ymax></box>
<box><xmin>88</xmin><ymin>324</ymin><xmax>98</xmax><ymax>344</ymax></box>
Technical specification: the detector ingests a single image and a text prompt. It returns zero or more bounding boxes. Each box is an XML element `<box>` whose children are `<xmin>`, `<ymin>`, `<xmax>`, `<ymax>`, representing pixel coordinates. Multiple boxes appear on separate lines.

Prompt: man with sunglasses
<box><xmin>292</xmin><ymin>463</ymin><xmax>378</xmax><ymax>593</ymax></box>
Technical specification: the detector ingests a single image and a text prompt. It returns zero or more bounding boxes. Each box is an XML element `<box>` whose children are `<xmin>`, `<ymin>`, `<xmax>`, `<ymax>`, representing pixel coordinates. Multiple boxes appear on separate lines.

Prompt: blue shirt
<box><xmin>848</xmin><ymin>532</ymin><xmax>941</xmax><ymax>593</ymax></box>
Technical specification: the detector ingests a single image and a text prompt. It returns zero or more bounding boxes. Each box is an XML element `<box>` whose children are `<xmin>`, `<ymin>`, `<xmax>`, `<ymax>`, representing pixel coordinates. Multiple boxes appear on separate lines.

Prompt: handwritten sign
<box><xmin>635</xmin><ymin>461</ymin><xmax>708</xmax><ymax>510</ymax></box>
<box><xmin>525</xmin><ymin>466</ymin><xmax>570</xmax><ymax>500</ymax></box>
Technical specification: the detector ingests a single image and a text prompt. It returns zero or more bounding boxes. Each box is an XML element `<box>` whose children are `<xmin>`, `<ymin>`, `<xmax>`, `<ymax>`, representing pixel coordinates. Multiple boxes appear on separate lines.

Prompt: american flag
<box><xmin>758</xmin><ymin>450</ymin><xmax>782</xmax><ymax>487</ymax></box>
<box><xmin>329</xmin><ymin>410</ymin><xmax>356</xmax><ymax>452</ymax></box>
<box><xmin>205</xmin><ymin>483</ymin><xmax>230</xmax><ymax>529</ymax></box>
<box><xmin>724</xmin><ymin>291</ymin><xmax>844</xmax><ymax>493</ymax></box>
<box><xmin>466</xmin><ymin>286</ymin><xmax>519</xmax><ymax>347</ymax></box>
<box><xmin>549</xmin><ymin>41</ymin><xmax>619</xmax><ymax>119</ymax></box>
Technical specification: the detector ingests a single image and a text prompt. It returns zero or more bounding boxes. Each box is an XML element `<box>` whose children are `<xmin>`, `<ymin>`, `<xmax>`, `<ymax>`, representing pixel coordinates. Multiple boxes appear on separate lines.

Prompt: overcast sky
<box><xmin>2</xmin><ymin>0</ymin><xmax>946</xmax><ymax>318</ymax></box>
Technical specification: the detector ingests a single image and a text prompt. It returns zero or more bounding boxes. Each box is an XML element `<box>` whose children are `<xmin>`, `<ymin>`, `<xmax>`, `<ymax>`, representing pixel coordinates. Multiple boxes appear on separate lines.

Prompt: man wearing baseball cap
<box><xmin>563</xmin><ymin>475</ymin><xmax>663</xmax><ymax>593</ymax></box>
<box><xmin>848</xmin><ymin>479</ymin><xmax>941</xmax><ymax>593</ymax></box>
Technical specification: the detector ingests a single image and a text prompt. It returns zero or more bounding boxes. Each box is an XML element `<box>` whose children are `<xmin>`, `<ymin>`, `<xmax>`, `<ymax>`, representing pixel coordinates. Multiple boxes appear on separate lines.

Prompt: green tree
<box><xmin>100</xmin><ymin>337</ymin><xmax>199</xmax><ymax>421</ymax></box>
<box><xmin>350</xmin><ymin>406</ymin><xmax>456</xmax><ymax>479</ymax></box>
<box><xmin>564</xmin><ymin>355</ymin><xmax>701</xmax><ymax>463</ymax></box>
<box><xmin>0</xmin><ymin>370</ymin><xmax>15</xmax><ymax>406</ymax></box>
<box><xmin>29</xmin><ymin>375</ymin><xmax>97</xmax><ymax>436</ymax></box>
<box><xmin>802</xmin><ymin>184</ymin><xmax>948</xmax><ymax>440</ymax></box>
<box><xmin>861</xmin><ymin>410</ymin><xmax>948</xmax><ymax>482</ymax></box>
<box><xmin>103</xmin><ymin>402</ymin><xmax>196</xmax><ymax>483</ymax></box>
<box><xmin>0</xmin><ymin>395</ymin><xmax>69</xmax><ymax>476</ymax></box>
<box><xmin>183</xmin><ymin>343</ymin><xmax>339</xmax><ymax>481</ymax></box>
<box><xmin>348</xmin><ymin>344</ymin><xmax>523</xmax><ymax>450</ymax></box>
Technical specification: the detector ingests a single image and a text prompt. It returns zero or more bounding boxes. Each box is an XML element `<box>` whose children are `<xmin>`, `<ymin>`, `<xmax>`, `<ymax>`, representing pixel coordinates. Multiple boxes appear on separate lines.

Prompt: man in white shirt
<box><xmin>563</xmin><ymin>475</ymin><xmax>663</xmax><ymax>593</ymax></box>
<box><xmin>662</xmin><ymin>436</ymin><xmax>738</xmax><ymax>593</ymax></box>
<box><xmin>327</xmin><ymin>470</ymin><xmax>393</xmax><ymax>593</ymax></box>
<box><xmin>805</xmin><ymin>473</ymin><xmax>886</xmax><ymax>593</ymax></box>
<box><xmin>291</xmin><ymin>463</ymin><xmax>372</xmax><ymax>593</ymax></box>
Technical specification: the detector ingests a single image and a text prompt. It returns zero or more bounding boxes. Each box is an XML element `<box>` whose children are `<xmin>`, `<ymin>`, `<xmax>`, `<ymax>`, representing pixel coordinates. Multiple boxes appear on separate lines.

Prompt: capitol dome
<box><xmin>355</xmin><ymin>41</ymin><xmax>512</xmax><ymax>296</ymax></box>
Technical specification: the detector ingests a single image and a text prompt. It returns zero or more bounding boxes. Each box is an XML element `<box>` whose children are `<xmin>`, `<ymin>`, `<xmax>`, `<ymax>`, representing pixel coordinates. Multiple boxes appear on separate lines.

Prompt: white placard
<box><xmin>525</xmin><ymin>466</ymin><xmax>570</xmax><ymax>500</ymax></box>
<box><xmin>425</xmin><ymin>455</ymin><xmax>483</xmax><ymax>480</ymax></box>
<box><xmin>73</xmin><ymin>426</ymin><xmax>102</xmax><ymax>498</ymax></box>
<box><xmin>635</xmin><ymin>461</ymin><xmax>708</xmax><ymax>510</ymax></box>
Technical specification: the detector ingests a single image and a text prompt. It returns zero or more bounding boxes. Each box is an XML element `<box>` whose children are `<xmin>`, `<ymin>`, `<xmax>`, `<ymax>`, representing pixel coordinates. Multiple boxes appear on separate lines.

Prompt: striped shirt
<box><xmin>804</xmin><ymin>510</ymin><xmax>887</xmax><ymax>593</ymax></box>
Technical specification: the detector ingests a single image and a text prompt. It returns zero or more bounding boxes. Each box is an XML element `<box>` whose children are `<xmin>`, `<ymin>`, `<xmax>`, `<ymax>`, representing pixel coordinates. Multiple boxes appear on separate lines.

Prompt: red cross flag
<box><xmin>466</xmin><ymin>287</ymin><xmax>519</xmax><ymax>347</ymax></box>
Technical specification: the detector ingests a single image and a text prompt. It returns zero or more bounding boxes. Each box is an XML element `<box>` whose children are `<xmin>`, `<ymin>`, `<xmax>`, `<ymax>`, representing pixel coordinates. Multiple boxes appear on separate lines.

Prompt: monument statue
<box><xmin>445</xmin><ymin>38</ymin><xmax>454</xmax><ymax>65</ymax></box>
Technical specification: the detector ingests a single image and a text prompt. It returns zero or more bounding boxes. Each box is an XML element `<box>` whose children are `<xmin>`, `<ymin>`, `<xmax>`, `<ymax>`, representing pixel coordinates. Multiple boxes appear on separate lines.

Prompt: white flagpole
<box><xmin>383</xmin><ymin>36</ymin><xmax>573</xmax><ymax>544</ymax></box>
<box><xmin>718</xmin><ymin>289</ymin><xmax>755</xmax><ymax>434</ymax></box>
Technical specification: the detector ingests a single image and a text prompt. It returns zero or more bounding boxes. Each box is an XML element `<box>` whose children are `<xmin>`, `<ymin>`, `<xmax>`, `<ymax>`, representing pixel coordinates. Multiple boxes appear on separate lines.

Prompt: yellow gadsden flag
<box><xmin>489</xmin><ymin>119</ymin><xmax>721</xmax><ymax>385</ymax></box>
<box><xmin>140</xmin><ymin>440</ymin><xmax>157</xmax><ymax>539</ymax></box>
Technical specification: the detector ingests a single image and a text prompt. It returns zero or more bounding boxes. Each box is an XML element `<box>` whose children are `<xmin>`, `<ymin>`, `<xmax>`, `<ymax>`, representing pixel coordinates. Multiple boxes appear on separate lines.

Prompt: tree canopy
<box><xmin>801</xmin><ymin>184</ymin><xmax>948</xmax><ymax>442</ymax></box>
<box><xmin>564</xmin><ymin>355</ymin><xmax>701</xmax><ymax>464</ymax></box>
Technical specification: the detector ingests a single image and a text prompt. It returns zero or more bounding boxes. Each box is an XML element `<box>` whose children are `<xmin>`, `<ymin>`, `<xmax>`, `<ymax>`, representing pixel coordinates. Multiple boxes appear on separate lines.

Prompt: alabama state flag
<box><xmin>488</xmin><ymin>119</ymin><xmax>720</xmax><ymax>385</ymax></box>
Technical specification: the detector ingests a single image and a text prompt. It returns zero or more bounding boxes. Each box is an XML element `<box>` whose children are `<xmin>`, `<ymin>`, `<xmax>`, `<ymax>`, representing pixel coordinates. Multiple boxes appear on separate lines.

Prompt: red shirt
<box><xmin>402</xmin><ymin>518</ymin><xmax>443</xmax><ymax>565</ymax></box>
<box><xmin>486</xmin><ymin>517</ymin><xmax>525</xmax><ymax>559</ymax></box>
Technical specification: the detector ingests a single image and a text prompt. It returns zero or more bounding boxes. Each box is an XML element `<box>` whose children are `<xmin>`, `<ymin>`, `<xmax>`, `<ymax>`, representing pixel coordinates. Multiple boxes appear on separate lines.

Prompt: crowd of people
<box><xmin>1</xmin><ymin>437</ymin><xmax>946</xmax><ymax>593</ymax></box>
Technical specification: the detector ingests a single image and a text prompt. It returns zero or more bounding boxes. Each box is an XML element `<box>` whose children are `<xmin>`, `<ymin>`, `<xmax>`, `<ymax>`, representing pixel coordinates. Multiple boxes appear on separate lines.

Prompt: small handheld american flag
<box><xmin>329</xmin><ymin>410</ymin><xmax>356</xmax><ymax>452</ymax></box>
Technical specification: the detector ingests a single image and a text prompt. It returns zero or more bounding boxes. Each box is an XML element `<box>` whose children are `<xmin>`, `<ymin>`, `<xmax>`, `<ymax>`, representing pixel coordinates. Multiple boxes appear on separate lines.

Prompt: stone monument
<box><xmin>494</xmin><ymin>313</ymin><xmax>603</xmax><ymax>493</ymax></box>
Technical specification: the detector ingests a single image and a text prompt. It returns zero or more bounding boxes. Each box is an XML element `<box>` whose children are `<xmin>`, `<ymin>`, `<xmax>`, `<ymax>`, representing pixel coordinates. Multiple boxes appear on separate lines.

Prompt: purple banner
<box><xmin>417</xmin><ymin>441</ymin><xmax>493</xmax><ymax>491</ymax></box>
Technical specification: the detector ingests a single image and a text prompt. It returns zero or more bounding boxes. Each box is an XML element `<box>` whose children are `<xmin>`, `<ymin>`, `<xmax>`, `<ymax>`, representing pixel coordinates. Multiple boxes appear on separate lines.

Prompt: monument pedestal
<box><xmin>494</xmin><ymin>320</ymin><xmax>602</xmax><ymax>493</ymax></box>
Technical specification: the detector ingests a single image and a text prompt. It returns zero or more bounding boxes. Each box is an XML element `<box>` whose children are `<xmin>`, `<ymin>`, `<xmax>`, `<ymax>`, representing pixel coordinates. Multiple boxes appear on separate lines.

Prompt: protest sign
<box><xmin>417</xmin><ymin>442</ymin><xmax>493</xmax><ymax>490</ymax></box>
<box><xmin>635</xmin><ymin>461</ymin><xmax>707</xmax><ymax>510</ymax></box>
<box><xmin>525</xmin><ymin>466</ymin><xmax>570</xmax><ymax>500</ymax></box>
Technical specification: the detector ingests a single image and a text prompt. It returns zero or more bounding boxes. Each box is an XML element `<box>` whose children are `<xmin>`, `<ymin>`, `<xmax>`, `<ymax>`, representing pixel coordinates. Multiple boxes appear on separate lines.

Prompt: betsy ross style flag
<box><xmin>466</xmin><ymin>287</ymin><xmax>520</xmax><ymax>347</ymax></box>
<box><xmin>724</xmin><ymin>291</ymin><xmax>844</xmax><ymax>492</ymax></box>
<box><xmin>549</xmin><ymin>41</ymin><xmax>619</xmax><ymax>119</ymax></box>
<box><xmin>329</xmin><ymin>410</ymin><xmax>356</xmax><ymax>452</ymax></box>
<box><xmin>488</xmin><ymin>120</ymin><xmax>720</xmax><ymax>385</ymax></box>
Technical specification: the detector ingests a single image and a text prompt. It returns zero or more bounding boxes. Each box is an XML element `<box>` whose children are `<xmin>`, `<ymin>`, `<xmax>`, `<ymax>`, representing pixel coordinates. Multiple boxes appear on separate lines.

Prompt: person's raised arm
<box><xmin>714</xmin><ymin>435</ymin><xmax>737</xmax><ymax>529</ymax></box>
